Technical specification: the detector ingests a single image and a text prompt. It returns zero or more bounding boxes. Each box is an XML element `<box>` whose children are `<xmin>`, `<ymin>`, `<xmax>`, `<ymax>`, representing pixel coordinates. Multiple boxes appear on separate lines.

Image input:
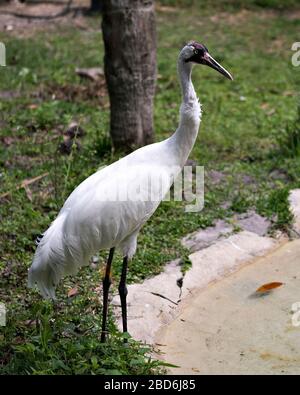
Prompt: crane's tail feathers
<box><xmin>28</xmin><ymin>214</ymin><xmax>67</xmax><ymax>299</ymax></box>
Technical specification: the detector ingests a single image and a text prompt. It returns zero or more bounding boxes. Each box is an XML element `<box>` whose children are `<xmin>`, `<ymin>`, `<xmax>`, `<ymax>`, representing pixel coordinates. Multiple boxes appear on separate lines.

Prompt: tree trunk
<box><xmin>102</xmin><ymin>0</ymin><xmax>156</xmax><ymax>152</ymax></box>
<box><xmin>90</xmin><ymin>0</ymin><xmax>102</xmax><ymax>12</ymax></box>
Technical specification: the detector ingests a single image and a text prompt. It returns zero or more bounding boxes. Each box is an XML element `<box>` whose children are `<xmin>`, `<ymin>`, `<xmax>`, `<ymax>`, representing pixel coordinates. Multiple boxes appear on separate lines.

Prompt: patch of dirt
<box><xmin>0</xmin><ymin>90</ymin><xmax>21</xmax><ymax>99</ymax></box>
<box><xmin>155</xmin><ymin>4</ymin><xmax>179</xmax><ymax>13</ymax></box>
<box><xmin>206</xmin><ymin>169</ymin><xmax>226</xmax><ymax>185</ymax></box>
<box><xmin>4</xmin><ymin>154</ymin><xmax>44</xmax><ymax>171</ymax></box>
<box><xmin>33</xmin><ymin>78</ymin><xmax>107</xmax><ymax>104</ymax></box>
<box><xmin>234</xmin><ymin>210</ymin><xmax>271</xmax><ymax>237</ymax></box>
<box><xmin>209</xmin><ymin>9</ymin><xmax>253</xmax><ymax>25</ymax></box>
<box><xmin>284</xmin><ymin>9</ymin><xmax>300</xmax><ymax>20</ymax></box>
<box><xmin>209</xmin><ymin>8</ymin><xmax>300</xmax><ymax>26</ymax></box>
<box><xmin>0</xmin><ymin>135</ymin><xmax>19</xmax><ymax>147</ymax></box>
<box><xmin>269</xmin><ymin>169</ymin><xmax>290</xmax><ymax>182</ymax></box>
<box><xmin>0</xmin><ymin>0</ymin><xmax>93</xmax><ymax>37</ymax></box>
<box><xmin>267</xmin><ymin>37</ymin><xmax>287</xmax><ymax>54</ymax></box>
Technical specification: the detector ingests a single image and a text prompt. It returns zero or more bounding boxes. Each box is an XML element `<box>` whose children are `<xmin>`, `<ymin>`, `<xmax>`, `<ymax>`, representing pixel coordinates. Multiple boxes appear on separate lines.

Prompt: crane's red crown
<box><xmin>185</xmin><ymin>41</ymin><xmax>233</xmax><ymax>80</ymax></box>
<box><xmin>188</xmin><ymin>41</ymin><xmax>208</xmax><ymax>53</ymax></box>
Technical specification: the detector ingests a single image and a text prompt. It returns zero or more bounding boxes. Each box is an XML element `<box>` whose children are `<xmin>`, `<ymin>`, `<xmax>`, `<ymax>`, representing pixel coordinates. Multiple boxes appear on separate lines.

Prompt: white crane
<box><xmin>29</xmin><ymin>42</ymin><xmax>233</xmax><ymax>342</ymax></box>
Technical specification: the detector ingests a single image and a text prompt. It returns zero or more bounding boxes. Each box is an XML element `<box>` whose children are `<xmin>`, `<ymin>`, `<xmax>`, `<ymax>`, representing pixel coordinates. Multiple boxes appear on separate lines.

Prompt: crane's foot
<box><xmin>119</xmin><ymin>256</ymin><xmax>128</xmax><ymax>343</ymax></box>
<box><xmin>101</xmin><ymin>248</ymin><xmax>115</xmax><ymax>343</ymax></box>
<box><xmin>101</xmin><ymin>277</ymin><xmax>111</xmax><ymax>343</ymax></box>
<box><xmin>100</xmin><ymin>330</ymin><xmax>108</xmax><ymax>343</ymax></box>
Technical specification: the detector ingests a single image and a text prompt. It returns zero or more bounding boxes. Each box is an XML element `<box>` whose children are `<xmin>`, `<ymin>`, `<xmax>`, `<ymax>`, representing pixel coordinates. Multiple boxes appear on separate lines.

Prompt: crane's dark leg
<box><xmin>118</xmin><ymin>256</ymin><xmax>128</xmax><ymax>343</ymax></box>
<box><xmin>101</xmin><ymin>247</ymin><xmax>115</xmax><ymax>343</ymax></box>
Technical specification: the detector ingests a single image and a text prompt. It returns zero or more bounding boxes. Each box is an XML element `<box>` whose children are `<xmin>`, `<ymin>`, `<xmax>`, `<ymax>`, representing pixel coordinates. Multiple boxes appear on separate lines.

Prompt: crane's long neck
<box><xmin>169</xmin><ymin>59</ymin><xmax>201</xmax><ymax>167</ymax></box>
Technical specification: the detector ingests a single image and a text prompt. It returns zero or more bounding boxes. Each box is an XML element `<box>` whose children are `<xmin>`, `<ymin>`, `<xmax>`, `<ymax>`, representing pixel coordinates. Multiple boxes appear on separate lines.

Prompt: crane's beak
<box><xmin>203</xmin><ymin>53</ymin><xmax>233</xmax><ymax>80</ymax></box>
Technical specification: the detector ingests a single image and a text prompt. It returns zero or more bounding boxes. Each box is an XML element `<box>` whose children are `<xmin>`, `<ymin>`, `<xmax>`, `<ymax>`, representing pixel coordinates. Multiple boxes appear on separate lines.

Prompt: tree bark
<box><xmin>90</xmin><ymin>0</ymin><xmax>102</xmax><ymax>12</ymax></box>
<box><xmin>102</xmin><ymin>0</ymin><xmax>156</xmax><ymax>152</ymax></box>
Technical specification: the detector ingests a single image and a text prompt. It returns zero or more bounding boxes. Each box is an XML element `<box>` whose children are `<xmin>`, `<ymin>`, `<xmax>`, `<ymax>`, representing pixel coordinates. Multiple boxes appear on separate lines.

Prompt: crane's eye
<box><xmin>194</xmin><ymin>49</ymin><xmax>199</xmax><ymax>55</ymax></box>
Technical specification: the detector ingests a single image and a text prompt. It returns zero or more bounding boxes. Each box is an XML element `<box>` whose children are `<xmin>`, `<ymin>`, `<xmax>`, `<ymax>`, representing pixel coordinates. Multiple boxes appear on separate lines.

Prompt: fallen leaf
<box><xmin>155</xmin><ymin>4</ymin><xmax>178</xmax><ymax>13</ymax></box>
<box><xmin>282</xmin><ymin>90</ymin><xmax>295</xmax><ymax>97</ymax></box>
<box><xmin>74</xmin><ymin>20</ymin><xmax>88</xmax><ymax>30</ymax></box>
<box><xmin>260</xmin><ymin>102</ymin><xmax>269</xmax><ymax>110</ymax></box>
<box><xmin>24</xmin><ymin>185</ymin><xmax>33</xmax><ymax>202</ymax></box>
<box><xmin>0</xmin><ymin>172</ymin><xmax>49</xmax><ymax>199</ymax></box>
<box><xmin>150</xmin><ymin>292</ymin><xmax>178</xmax><ymax>305</ymax></box>
<box><xmin>75</xmin><ymin>67</ymin><xmax>104</xmax><ymax>81</ymax></box>
<box><xmin>68</xmin><ymin>286</ymin><xmax>79</xmax><ymax>298</ymax></box>
<box><xmin>38</xmin><ymin>189</ymin><xmax>50</xmax><ymax>200</ymax></box>
<box><xmin>23</xmin><ymin>319</ymin><xmax>36</xmax><ymax>327</ymax></box>
<box><xmin>255</xmin><ymin>282</ymin><xmax>283</xmax><ymax>293</ymax></box>
<box><xmin>64</xmin><ymin>122</ymin><xmax>85</xmax><ymax>138</ymax></box>
<box><xmin>3</xmin><ymin>136</ymin><xmax>14</xmax><ymax>146</ymax></box>
<box><xmin>94</xmin><ymin>286</ymin><xmax>101</xmax><ymax>294</ymax></box>
<box><xmin>266</xmin><ymin>108</ymin><xmax>276</xmax><ymax>116</ymax></box>
<box><xmin>28</xmin><ymin>104</ymin><xmax>38</xmax><ymax>110</ymax></box>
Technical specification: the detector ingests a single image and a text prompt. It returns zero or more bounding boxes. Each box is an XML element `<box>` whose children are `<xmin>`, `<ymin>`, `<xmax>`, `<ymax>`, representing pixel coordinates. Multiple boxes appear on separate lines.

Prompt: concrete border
<box><xmin>113</xmin><ymin>231</ymin><xmax>281</xmax><ymax>344</ymax></box>
<box><xmin>113</xmin><ymin>190</ymin><xmax>300</xmax><ymax>345</ymax></box>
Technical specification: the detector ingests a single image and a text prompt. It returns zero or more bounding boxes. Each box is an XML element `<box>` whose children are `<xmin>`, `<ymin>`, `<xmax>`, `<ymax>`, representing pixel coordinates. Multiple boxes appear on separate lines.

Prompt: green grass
<box><xmin>159</xmin><ymin>0</ymin><xmax>299</xmax><ymax>10</ymax></box>
<box><xmin>1</xmin><ymin>300</ymin><xmax>168</xmax><ymax>375</ymax></box>
<box><xmin>275</xmin><ymin>102</ymin><xmax>300</xmax><ymax>157</ymax></box>
<box><xmin>1</xmin><ymin>2</ymin><xmax>300</xmax><ymax>374</ymax></box>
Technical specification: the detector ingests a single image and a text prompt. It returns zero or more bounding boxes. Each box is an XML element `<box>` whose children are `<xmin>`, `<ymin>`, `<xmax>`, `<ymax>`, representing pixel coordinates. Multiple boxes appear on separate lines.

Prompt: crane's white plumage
<box><xmin>29</xmin><ymin>42</ymin><xmax>232</xmax><ymax>299</ymax></box>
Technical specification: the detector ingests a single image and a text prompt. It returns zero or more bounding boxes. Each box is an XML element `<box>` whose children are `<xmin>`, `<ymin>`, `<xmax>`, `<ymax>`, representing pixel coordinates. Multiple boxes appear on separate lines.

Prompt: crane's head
<box><xmin>181</xmin><ymin>41</ymin><xmax>233</xmax><ymax>80</ymax></box>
